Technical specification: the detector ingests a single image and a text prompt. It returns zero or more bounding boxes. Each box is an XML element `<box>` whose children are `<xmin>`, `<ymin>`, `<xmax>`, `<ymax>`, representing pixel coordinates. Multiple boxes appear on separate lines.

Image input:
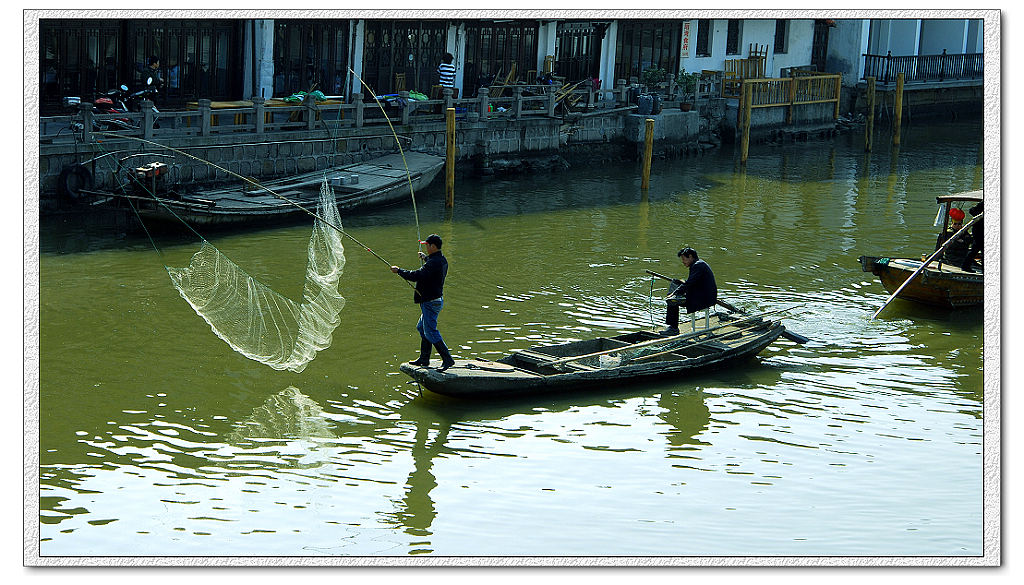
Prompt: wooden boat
<box><xmin>858</xmin><ymin>190</ymin><xmax>983</xmax><ymax>309</ymax></box>
<box><xmin>400</xmin><ymin>312</ymin><xmax>788</xmax><ymax>399</ymax></box>
<box><xmin>80</xmin><ymin>151</ymin><xmax>444</xmax><ymax>228</ymax></box>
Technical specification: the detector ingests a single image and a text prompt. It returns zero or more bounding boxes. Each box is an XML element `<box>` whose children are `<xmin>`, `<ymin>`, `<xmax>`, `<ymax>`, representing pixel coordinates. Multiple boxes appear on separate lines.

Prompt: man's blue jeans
<box><xmin>416</xmin><ymin>298</ymin><xmax>444</xmax><ymax>344</ymax></box>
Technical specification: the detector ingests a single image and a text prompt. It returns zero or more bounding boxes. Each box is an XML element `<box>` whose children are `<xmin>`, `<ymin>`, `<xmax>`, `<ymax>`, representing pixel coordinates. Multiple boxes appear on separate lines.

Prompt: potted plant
<box><xmin>677</xmin><ymin>69</ymin><xmax>700</xmax><ymax>111</ymax></box>
<box><xmin>640</xmin><ymin>67</ymin><xmax>668</xmax><ymax>93</ymax></box>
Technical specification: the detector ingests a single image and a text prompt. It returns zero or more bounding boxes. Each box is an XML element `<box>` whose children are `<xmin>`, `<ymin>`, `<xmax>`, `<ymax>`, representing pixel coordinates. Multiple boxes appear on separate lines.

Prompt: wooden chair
<box><xmin>394</xmin><ymin>73</ymin><xmax>406</xmax><ymax>92</ymax></box>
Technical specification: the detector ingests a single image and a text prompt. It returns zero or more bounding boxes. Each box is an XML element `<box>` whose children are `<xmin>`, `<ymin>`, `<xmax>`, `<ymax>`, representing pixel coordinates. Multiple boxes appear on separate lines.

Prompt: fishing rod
<box><xmin>646</xmin><ymin>269</ymin><xmax>811</xmax><ymax>343</ymax></box>
<box><xmin>348</xmin><ymin>67</ymin><xmax>423</xmax><ymax>246</ymax></box>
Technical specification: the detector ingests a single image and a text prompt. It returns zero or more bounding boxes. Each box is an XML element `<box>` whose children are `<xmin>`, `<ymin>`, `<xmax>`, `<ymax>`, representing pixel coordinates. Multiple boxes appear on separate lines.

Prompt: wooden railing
<box><xmin>721</xmin><ymin>56</ymin><xmax>767</xmax><ymax>98</ymax></box>
<box><xmin>740</xmin><ymin>74</ymin><xmax>843</xmax><ymax>122</ymax></box>
<box><xmin>862</xmin><ymin>51</ymin><xmax>984</xmax><ymax>85</ymax></box>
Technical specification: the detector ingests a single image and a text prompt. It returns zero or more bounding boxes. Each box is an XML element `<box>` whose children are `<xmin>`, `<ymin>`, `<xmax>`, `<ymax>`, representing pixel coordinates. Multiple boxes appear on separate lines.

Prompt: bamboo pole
<box><xmin>833</xmin><ymin>73</ymin><xmax>842</xmax><ymax>120</ymax></box>
<box><xmin>740</xmin><ymin>82</ymin><xmax>753</xmax><ymax>164</ymax></box>
<box><xmin>633</xmin><ymin>320</ymin><xmax>775</xmax><ymax>362</ymax></box>
<box><xmin>445</xmin><ymin>107</ymin><xmax>455</xmax><ymax>208</ymax></box>
<box><xmin>533</xmin><ymin>305</ymin><xmax>799</xmax><ymax>367</ymax></box>
<box><xmin>893</xmin><ymin>73</ymin><xmax>904</xmax><ymax>146</ymax></box>
<box><xmin>865</xmin><ymin>76</ymin><xmax>876</xmax><ymax>152</ymax></box>
<box><xmin>787</xmin><ymin>74</ymin><xmax>797</xmax><ymax>125</ymax></box>
<box><xmin>641</xmin><ymin>118</ymin><xmax>654</xmax><ymax>189</ymax></box>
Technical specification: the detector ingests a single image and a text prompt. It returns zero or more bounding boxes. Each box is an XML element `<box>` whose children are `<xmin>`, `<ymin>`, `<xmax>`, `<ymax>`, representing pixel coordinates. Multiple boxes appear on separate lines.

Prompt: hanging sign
<box><xmin>681</xmin><ymin>20</ymin><xmax>692</xmax><ymax>59</ymax></box>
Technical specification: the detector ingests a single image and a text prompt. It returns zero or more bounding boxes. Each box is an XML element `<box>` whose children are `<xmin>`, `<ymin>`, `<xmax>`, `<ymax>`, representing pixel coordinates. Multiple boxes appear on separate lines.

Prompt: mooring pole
<box><xmin>641</xmin><ymin>118</ymin><xmax>654</xmax><ymax>189</ymax></box>
<box><xmin>740</xmin><ymin>82</ymin><xmax>753</xmax><ymax>164</ymax></box>
<box><xmin>893</xmin><ymin>73</ymin><xmax>904</xmax><ymax>146</ymax></box>
<box><xmin>865</xmin><ymin>76</ymin><xmax>876</xmax><ymax>152</ymax></box>
<box><xmin>445</xmin><ymin>107</ymin><xmax>455</xmax><ymax>208</ymax></box>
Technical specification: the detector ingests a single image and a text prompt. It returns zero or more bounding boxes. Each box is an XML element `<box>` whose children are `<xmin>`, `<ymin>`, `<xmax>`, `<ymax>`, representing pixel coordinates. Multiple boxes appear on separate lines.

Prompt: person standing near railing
<box><xmin>438</xmin><ymin>52</ymin><xmax>456</xmax><ymax>90</ymax></box>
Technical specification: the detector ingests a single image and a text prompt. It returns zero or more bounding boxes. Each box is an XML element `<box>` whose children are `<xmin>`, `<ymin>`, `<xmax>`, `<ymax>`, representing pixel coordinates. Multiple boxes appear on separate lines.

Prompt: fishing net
<box><xmin>165</xmin><ymin>178</ymin><xmax>347</xmax><ymax>373</ymax></box>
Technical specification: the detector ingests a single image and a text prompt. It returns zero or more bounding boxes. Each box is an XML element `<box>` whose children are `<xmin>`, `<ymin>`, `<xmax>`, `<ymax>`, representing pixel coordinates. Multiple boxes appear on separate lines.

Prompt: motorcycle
<box><xmin>62</xmin><ymin>77</ymin><xmax>159</xmax><ymax>132</ymax></box>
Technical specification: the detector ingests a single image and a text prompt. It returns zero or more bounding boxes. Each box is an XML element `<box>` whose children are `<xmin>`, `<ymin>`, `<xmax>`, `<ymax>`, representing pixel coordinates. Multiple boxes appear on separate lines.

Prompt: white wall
<box><xmin>919</xmin><ymin>19</ymin><xmax>969</xmax><ymax>55</ymax></box>
<box><xmin>599</xmin><ymin>20</ymin><xmax>618</xmax><ymax>90</ymax></box>
<box><xmin>828</xmin><ymin>19</ymin><xmax>871</xmax><ymax>82</ymax></box>
<box><xmin>242</xmin><ymin>19</ymin><xmax>275</xmax><ymax>100</ymax></box>
<box><xmin>967</xmin><ymin>19</ymin><xmax>983</xmax><ymax>53</ymax></box>
<box><xmin>676</xmin><ymin>19</ymin><xmax>817</xmax><ymax>78</ymax></box>
<box><xmin>869</xmin><ymin>19</ymin><xmax>920</xmax><ymax>55</ymax></box>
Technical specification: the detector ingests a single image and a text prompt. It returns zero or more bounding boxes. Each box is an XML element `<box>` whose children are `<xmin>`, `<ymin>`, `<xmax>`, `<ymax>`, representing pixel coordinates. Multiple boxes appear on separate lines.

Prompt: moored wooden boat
<box><xmin>400</xmin><ymin>313</ymin><xmax>788</xmax><ymax>399</ymax></box>
<box><xmin>857</xmin><ymin>255</ymin><xmax>983</xmax><ymax>308</ymax></box>
<box><xmin>80</xmin><ymin>151</ymin><xmax>444</xmax><ymax>228</ymax></box>
<box><xmin>858</xmin><ymin>190</ymin><xmax>983</xmax><ymax>309</ymax></box>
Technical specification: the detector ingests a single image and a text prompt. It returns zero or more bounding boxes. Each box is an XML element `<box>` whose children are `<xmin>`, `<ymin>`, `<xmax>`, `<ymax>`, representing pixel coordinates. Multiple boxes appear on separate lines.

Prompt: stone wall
<box><xmin>38</xmin><ymin>107</ymin><xmax>701</xmax><ymax>204</ymax></box>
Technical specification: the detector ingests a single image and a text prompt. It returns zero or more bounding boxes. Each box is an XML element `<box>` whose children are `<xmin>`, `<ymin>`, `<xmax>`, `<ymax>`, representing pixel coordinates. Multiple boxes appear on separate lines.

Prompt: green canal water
<box><xmin>36</xmin><ymin>118</ymin><xmax>986</xmax><ymax>558</ymax></box>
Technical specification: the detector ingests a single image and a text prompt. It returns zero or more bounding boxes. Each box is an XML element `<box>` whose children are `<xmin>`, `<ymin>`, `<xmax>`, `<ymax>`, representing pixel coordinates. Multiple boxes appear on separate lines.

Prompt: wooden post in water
<box><xmin>893</xmin><ymin>73</ymin><xmax>904</xmax><ymax>146</ymax></box>
<box><xmin>445</xmin><ymin>107</ymin><xmax>455</xmax><ymax>208</ymax></box>
<box><xmin>740</xmin><ymin>82</ymin><xmax>753</xmax><ymax>164</ymax></box>
<box><xmin>641</xmin><ymin>118</ymin><xmax>655</xmax><ymax>189</ymax></box>
<box><xmin>865</xmin><ymin>76</ymin><xmax>876</xmax><ymax>152</ymax></box>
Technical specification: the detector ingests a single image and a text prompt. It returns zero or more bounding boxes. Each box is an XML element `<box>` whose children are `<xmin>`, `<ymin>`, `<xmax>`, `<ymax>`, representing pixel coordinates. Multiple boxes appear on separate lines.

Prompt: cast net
<box><xmin>165</xmin><ymin>178</ymin><xmax>347</xmax><ymax>373</ymax></box>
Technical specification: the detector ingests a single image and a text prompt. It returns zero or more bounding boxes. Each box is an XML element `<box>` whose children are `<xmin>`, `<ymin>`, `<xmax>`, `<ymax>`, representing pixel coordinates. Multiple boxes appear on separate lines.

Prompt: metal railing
<box><xmin>862</xmin><ymin>50</ymin><xmax>984</xmax><ymax>85</ymax></box>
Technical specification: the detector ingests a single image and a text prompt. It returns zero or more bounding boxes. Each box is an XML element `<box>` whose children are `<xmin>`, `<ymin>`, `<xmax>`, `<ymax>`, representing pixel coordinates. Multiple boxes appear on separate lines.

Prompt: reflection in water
<box><xmin>227</xmin><ymin>386</ymin><xmax>336</xmax><ymax>443</ymax></box>
<box><xmin>657</xmin><ymin>389</ymin><xmax>712</xmax><ymax>449</ymax></box>
<box><xmin>389</xmin><ymin>418</ymin><xmax>453</xmax><ymax>553</ymax></box>
<box><xmin>37</xmin><ymin>117</ymin><xmax>986</xmax><ymax>557</ymax></box>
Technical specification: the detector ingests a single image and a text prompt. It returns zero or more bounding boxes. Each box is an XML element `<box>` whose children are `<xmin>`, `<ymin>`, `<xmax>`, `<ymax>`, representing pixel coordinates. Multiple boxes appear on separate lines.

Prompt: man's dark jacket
<box><xmin>397</xmin><ymin>251</ymin><xmax>448</xmax><ymax>303</ymax></box>
<box><xmin>681</xmin><ymin>259</ymin><xmax>717</xmax><ymax>313</ymax></box>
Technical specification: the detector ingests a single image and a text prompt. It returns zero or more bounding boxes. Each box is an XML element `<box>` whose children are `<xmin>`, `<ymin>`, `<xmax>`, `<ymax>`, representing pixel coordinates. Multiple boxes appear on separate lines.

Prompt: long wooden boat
<box><xmin>857</xmin><ymin>255</ymin><xmax>983</xmax><ymax>308</ymax></box>
<box><xmin>858</xmin><ymin>190</ymin><xmax>983</xmax><ymax>309</ymax></box>
<box><xmin>80</xmin><ymin>151</ymin><xmax>444</xmax><ymax>228</ymax></box>
<box><xmin>400</xmin><ymin>313</ymin><xmax>787</xmax><ymax>399</ymax></box>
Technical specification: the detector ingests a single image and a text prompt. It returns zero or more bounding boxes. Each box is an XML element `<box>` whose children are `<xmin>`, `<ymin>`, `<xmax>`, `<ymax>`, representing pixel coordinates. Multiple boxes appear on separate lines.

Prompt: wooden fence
<box><xmin>739</xmin><ymin>74</ymin><xmax>843</xmax><ymax>123</ymax></box>
<box><xmin>721</xmin><ymin>56</ymin><xmax>767</xmax><ymax>98</ymax></box>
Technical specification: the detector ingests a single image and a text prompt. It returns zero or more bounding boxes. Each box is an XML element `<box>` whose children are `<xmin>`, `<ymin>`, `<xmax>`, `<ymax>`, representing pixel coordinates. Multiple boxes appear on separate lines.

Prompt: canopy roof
<box><xmin>936</xmin><ymin>190</ymin><xmax>983</xmax><ymax>204</ymax></box>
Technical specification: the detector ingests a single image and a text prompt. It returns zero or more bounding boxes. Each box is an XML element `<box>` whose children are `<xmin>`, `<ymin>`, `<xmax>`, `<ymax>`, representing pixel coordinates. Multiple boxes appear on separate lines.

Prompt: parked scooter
<box><xmin>125</xmin><ymin>77</ymin><xmax>160</xmax><ymax>114</ymax></box>
<box><xmin>62</xmin><ymin>77</ymin><xmax>159</xmax><ymax>132</ymax></box>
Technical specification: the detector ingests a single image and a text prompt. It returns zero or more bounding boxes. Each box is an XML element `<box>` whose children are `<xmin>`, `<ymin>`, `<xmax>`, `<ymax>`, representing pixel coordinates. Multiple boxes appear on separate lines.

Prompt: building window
<box><xmin>614</xmin><ymin>19</ymin><xmax>681</xmax><ymax>83</ymax></box>
<box><xmin>462</xmin><ymin>20</ymin><xmax>538</xmax><ymax>97</ymax></box>
<box><xmin>274</xmin><ymin>20</ymin><xmax>350</xmax><ymax>97</ymax></box>
<box><xmin>726</xmin><ymin>19</ymin><xmax>741</xmax><ymax>55</ymax></box>
<box><xmin>696</xmin><ymin>19</ymin><xmax>711</xmax><ymax>57</ymax></box>
<box><xmin>774</xmin><ymin>19</ymin><xmax>789</xmax><ymax>54</ymax></box>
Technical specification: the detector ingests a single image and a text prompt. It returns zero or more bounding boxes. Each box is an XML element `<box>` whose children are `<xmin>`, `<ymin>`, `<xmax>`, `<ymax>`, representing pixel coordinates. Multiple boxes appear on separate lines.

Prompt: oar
<box><xmin>534</xmin><ymin>305</ymin><xmax>800</xmax><ymax>367</ymax></box>
<box><xmin>645</xmin><ymin>269</ymin><xmax>811</xmax><ymax>343</ymax></box>
<box><xmin>871</xmin><ymin>211</ymin><xmax>983</xmax><ymax>319</ymax></box>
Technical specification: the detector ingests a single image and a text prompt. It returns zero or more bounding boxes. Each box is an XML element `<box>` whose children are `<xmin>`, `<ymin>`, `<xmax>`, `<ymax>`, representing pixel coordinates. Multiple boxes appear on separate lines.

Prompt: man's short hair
<box><xmin>678</xmin><ymin>247</ymin><xmax>698</xmax><ymax>260</ymax></box>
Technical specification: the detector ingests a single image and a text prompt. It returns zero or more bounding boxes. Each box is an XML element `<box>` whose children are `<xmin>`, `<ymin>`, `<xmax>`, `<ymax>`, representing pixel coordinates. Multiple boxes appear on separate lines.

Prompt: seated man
<box><xmin>662</xmin><ymin>247</ymin><xmax>718</xmax><ymax>336</ymax></box>
<box><xmin>937</xmin><ymin>208</ymin><xmax>971</xmax><ymax>268</ymax></box>
<box><xmin>961</xmin><ymin>201</ymin><xmax>983</xmax><ymax>272</ymax></box>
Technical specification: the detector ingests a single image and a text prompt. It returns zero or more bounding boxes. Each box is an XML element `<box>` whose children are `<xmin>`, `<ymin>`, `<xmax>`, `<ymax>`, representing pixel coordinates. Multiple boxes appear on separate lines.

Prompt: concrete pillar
<box><xmin>141</xmin><ymin>99</ymin><xmax>155</xmax><ymax>139</ymax></box>
<box><xmin>478</xmin><ymin>87</ymin><xmax>489</xmax><ymax>120</ymax></box>
<box><xmin>354</xmin><ymin>92</ymin><xmax>364</xmax><ymax>128</ymax></box>
<box><xmin>199</xmin><ymin>99</ymin><xmax>212</xmax><ymax>136</ymax></box>
<box><xmin>253</xmin><ymin>96</ymin><xmax>265</xmax><ymax>134</ymax></box>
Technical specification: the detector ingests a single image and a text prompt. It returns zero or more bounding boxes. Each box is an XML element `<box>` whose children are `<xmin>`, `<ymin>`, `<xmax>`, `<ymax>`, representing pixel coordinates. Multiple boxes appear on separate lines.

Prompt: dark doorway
<box><xmin>463</xmin><ymin>20</ymin><xmax>539</xmax><ymax>97</ymax></box>
<box><xmin>362</xmin><ymin>20</ymin><xmax>448</xmax><ymax>95</ymax></box>
<box><xmin>614</xmin><ymin>20</ymin><xmax>681</xmax><ymax>83</ymax></box>
<box><xmin>272</xmin><ymin>20</ymin><xmax>351</xmax><ymax>97</ymax></box>
<box><xmin>811</xmin><ymin>19</ymin><xmax>831</xmax><ymax>72</ymax></box>
<box><xmin>554</xmin><ymin>21</ymin><xmax>608</xmax><ymax>83</ymax></box>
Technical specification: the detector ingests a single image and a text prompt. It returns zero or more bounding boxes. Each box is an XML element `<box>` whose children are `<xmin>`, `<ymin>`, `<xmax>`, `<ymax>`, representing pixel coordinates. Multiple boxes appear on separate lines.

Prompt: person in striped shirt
<box><xmin>438</xmin><ymin>52</ymin><xmax>456</xmax><ymax>88</ymax></box>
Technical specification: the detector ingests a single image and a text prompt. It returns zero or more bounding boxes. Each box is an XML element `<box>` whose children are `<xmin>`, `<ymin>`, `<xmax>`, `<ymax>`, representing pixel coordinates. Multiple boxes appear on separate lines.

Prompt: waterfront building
<box><xmin>39</xmin><ymin>16</ymin><xmax>984</xmax><ymax>116</ymax></box>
